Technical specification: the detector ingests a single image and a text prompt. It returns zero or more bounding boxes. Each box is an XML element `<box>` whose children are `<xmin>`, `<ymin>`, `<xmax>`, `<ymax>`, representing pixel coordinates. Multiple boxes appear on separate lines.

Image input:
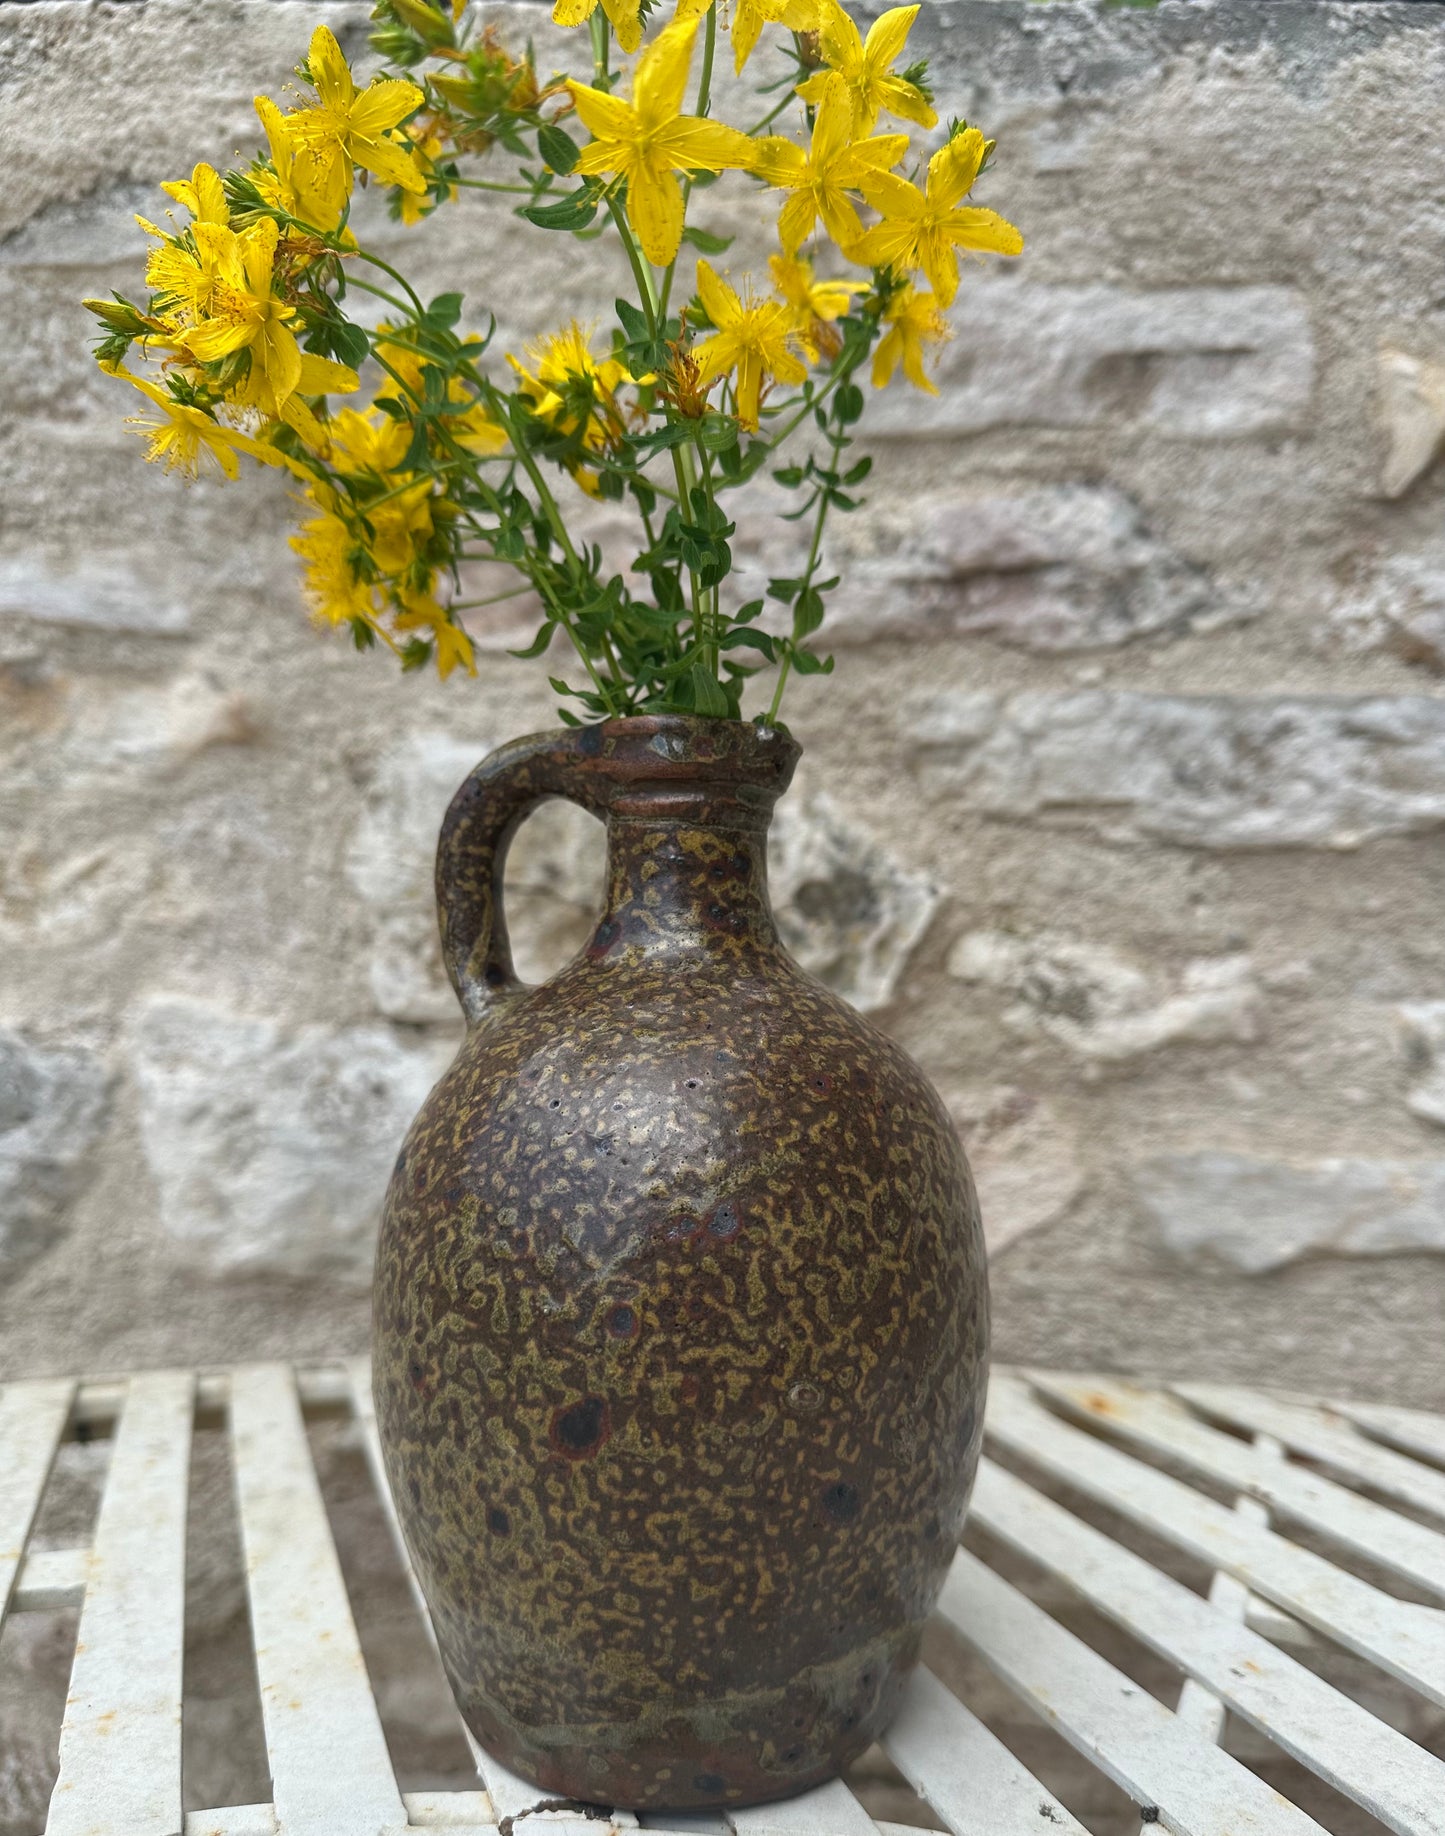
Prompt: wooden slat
<box><xmin>229</xmin><ymin>1364</ymin><xmax>407</xmax><ymax>1836</ymax></box>
<box><xmin>884</xmin><ymin>1666</ymin><xmax>1088</xmax><ymax>1835</ymax></box>
<box><xmin>728</xmin><ymin>1778</ymin><xmax>878</xmax><ymax>1835</ymax></box>
<box><xmin>0</xmin><ymin>1376</ymin><xmax>74</xmax><ymax>1622</ymax></box>
<box><xmin>47</xmin><ymin>1369</ymin><xmax>193</xmax><ymax>1836</ymax></box>
<box><xmin>1176</xmin><ymin>1385</ymin><xmax>1445</xmax><ymax>1525</ymax></box>
<box><xmin>937</xmin><ymin>1550</ymin><xmax>1329</xmax><ymax>1836</ymax></box>
<box><xmin>971</xmin><ymin>1458</ymin><xmax>1445</xmax><ymax>1835</ymax></box>
<box><xmin>1033</xmin><ymin>1374</ymin><xmax>1445</xmax><ymax>1601</ymax></box>
<box><xmin>1326</xmin><ymin>1399</ymin><xmax>1445</xmax><ymax>1474</ymax></box>
<box><xmin>986</xmin><ymin>1375</ymin><xmax>1445</xmax><ymax>1705</ymax></box>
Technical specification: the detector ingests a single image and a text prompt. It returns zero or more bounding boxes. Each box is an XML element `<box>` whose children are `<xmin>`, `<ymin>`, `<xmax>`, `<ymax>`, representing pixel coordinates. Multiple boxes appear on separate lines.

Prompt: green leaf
<box><xmin>426</xmin><ymin>292</ymin><xmax>463</xmax><ymax>328</ymax></box>
<box><xmin>791</xmin><ymin>647</ymin><xmax>834</xmax><ymax>676</ymax></box>
<box><xmin>508</xmin><ymin>621</ymin><xmax>558</xmax><ymax>660</ymax></box>
<box><xmin>537</xmin><ymin>122</ymin><xmax>580</xmax><ymax>174</ymax></box>
<box><xmin>681</xmin><ymin>225</ymin><xmax>733</xmax><ymax>255</ymax></box>
<box><xmin>697</xmin><ymin>416</ymin><xmax>739</xmax><ymax>455</ymax></box>
<box><xmin>836</xmin><ymin>382</ymin><xmax>865</xmax><ymax>424</ymax></box>
<box><xmin>522</xmin><ymin>188</ymin><xmax>598</xmax><ymax>230</ymax></box>
<box><xmin>794</xmin><ymin>586</ymin><xmax>825</xmax><ymax>637</ymax></box>
<box><xmin>331</xmin><ymin>319</ymin><xmax>371</xmax><ymax>367</ymax></box>
<box><xmin>615</xmin><ymin>298</ymin><xmax>651</xmax><ymax>346</ymax></box>
<box><xmin>636</xmin><ymin>420</ymin><xmax>697</xmax><ymax>456</ymax></box>
<box><xmin>687</xmin><ymin>663</ymin><xmax>731</xmax><ymax>717</ymax></box>
<box><xmin>843</xmin><ymin>456</ymin><xmax>873</xmax><ymax>486</ymax></box>
<box><xmin>733</xmin><ymin>598</ymin><xmax>765</xmax><ymax>624</ymax></box>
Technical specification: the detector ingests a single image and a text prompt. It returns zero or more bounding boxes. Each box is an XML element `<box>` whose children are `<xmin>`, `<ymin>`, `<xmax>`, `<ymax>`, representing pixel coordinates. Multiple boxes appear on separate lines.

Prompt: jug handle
<box><xmin>435</xmin><ymin>729</ymin><xmax>608</xmax><ymax>1026</ymax></box>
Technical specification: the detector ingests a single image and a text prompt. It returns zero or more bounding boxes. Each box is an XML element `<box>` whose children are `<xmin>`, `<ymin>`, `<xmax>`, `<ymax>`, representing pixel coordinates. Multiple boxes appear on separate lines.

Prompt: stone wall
<box><xmin>5</xmin><ymin>0</ymin><xmax>1445</xmax><ymax>1412</ymax></box>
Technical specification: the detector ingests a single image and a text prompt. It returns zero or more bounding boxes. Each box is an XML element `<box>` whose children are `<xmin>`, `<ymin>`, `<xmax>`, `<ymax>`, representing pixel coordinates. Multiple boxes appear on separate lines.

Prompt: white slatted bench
<box><xmin>4</xmin><ymin>1363</ymin><xmax>1445</xmax><ymax>1836</ymax></box>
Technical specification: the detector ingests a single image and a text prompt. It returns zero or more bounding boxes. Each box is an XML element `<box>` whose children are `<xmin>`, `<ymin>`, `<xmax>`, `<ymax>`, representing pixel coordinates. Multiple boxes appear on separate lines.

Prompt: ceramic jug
<box><xmin>373</xmin><ymin>713</ymin><xmax>987</xmax><ymax>1812</ymax></box>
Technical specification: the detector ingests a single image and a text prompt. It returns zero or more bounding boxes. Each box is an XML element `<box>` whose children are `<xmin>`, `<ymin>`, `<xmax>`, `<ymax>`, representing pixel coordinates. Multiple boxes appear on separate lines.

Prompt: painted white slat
<box><xmin>1326</xmin><ymin>1400</ymin><xmax>1445</xmax><ymax>1474</ymax></box>
<box><xmin>403</xmin><ymin>1789</ymin><xmax>493</xmax><ymax>1826</ymax></box>
<box><xmin>229</xmin><ymin>1363</ymin><xmax>408</xmax><ymax>1836</ymax></box>
<box><xmin>971</xmin><ymin>1458</ymin><xmax>1445</xmax><ymax>1836</ymax></box>
<box><xmin>1032</xmin><ymin>1374</ymin><xmax>1445</xmax><ymax>1602</ymax></box>
<box><xmin>937</xmin><ymin>1549</ymin><xmax>1329</xmax><ymax>1836</ymax></box>
<box><xmin>0</xmin><ymin>1376</ymin><xmax>73</xmax><ymax>1622</ymax></box>
<box><xmin>47</xmin><ymin>1369</ymin><xmax>194</xmax><ymax>1836</ymax></box>
<box><xmin>728</xmin><ymin>1777</ymin><xmax>878</xmax><ymax>1835</ymax></box>
<box><xmin>884</xmin><ymin>1665</ymin><xmax>1088</xmax><ymax>1835</ymax></box>
<box><xmin>183</xmin><ymin>1809</ymin><xmax>276</xmax><ymax>1836</ymax></box>
<box><xmin>12</xmin><ymin>1544</ymin><xmax>88</xmax><ymax>1611</ymax></box>
<box><xmin>1175</xmin><ymin>1385</ymin><xmax>1445</xmax><ymax>1526</ymax></box>
<box><xmin>986</xmin><ymin>1376</ymin><xmax>1445</xmax><ymax>1705</ymax></box>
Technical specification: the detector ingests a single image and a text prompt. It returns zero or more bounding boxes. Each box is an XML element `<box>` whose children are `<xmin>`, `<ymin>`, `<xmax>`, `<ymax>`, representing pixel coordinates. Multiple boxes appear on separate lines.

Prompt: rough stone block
<box><xmin>949</xmin><ymin>930</ymin><xmax>1261</xmax><ymax>1061</ymax></box>
<box><xmin>1397</xmin><ymin>1002</ymin><xmax>1445</xmax><ymax>1128</ymax></box>
<box><xmin>906</xmin><ymin>691</ymin><xmax>1445</xmax><ymax>849</ymax></box>
<box><xmin>129</xmin><ymin>996</ymin><xmax>453</xmax><ymax>1283</ymax></box>
<box><xmin>1136</xmin><ymin>1151</ymin><xmax>1445</xmax><ymax>1272</ymax></box>
<box><xmin>816</xmin><ymin>485</ymin><xmax>1237</xmax><ymax>651</ymax></box>
<box><xmin>0</xmin><ymin>1029</ymin><xmax>112</xmax><ymax>1273</ymax></box>
<box><xmin>0</xmin><ymin>554</ymin><xmax>191</xmax><ymax>635</ymax></box>
<box><xmin>866</xmin><ymin>282</ymin><xmax>1314</xmax><ymax>441</ymax></box>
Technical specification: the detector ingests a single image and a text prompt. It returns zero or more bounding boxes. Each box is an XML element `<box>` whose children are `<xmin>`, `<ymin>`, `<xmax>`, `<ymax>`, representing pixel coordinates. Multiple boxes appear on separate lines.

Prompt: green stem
<box><xmin>589</xmin><ymin>10</ymin><xmax>609</xmax><ymax>84</ymax></box>
<box><xmin>766</xmin><ymin>414</ymin><xmax>847</xmax><ymax>725</ymax></box>
<box><xmin>341</xmin><ymin>273</ymin><xmax>413</xmax><ymax>317</ymax></box>
<box><xmin>696</xmin><ymin>3</ymin><xmax>717</xmax><ymax>117</ymax></box>
<box><xmin>448</xmin><ymin>176</ymin><xmax>545</xmax><ymax>196</ymax></box>
<box><xmin>353</xmin><ymin>248</ymin><xmax>426</xmax><ymax>317</ymax></box>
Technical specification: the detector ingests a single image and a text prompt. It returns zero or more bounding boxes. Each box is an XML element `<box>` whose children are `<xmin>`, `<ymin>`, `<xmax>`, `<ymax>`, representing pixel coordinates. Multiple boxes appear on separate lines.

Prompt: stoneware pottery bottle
<box><xmin>373</xmin><ymin>714</ymin><xmax>988</xmax><ymax>1812</ymax></box>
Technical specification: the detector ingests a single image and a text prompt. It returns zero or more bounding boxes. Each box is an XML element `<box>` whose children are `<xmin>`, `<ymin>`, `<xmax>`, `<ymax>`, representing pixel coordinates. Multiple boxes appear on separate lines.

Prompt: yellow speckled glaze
<box><xmin>373</xmin><ymin>715</ymin><xmax>987</xmax><ymax>1812</ymax></box>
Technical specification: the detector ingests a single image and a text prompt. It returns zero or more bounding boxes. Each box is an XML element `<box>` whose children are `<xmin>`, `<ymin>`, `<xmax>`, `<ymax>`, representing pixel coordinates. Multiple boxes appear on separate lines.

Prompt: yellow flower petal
<box><xmin>350</xmin><ymin>78</ymin><xmax>425</xmax><ymax>139</ymax></box>
<box><xmin>566</xmin><ymin>79</ymin><xmax>636</xmax><ymax>141</ymax></box>
<box><xmin>602</xmin><ymin>0</ymin><xmax>644</xmax><ymax>48</ymax></box>
<box><xmin>296</xmin><ymin>353</ymin><xmax>361</xmax><ymax>395</ymax></box>
<box><xmin>554</xmin><ymin>0</ymin><xmax>597</xmax><ymax>23</ymax></box>
<box><xmin>308</xmin><ymin>25</ymin><xmax>354</xmax><ymax>114</ymax></box>
<box><xmin>695</xmin><ymin>258</ymin><xmax>740</xmax><ymax>329</ymax></box>
<box><xmin>862</xmin><ymin>5</ymin><xmax>919</xmax><ymax>72</ymax></box>
<box><xmin>876</xmin><ymin>73</ymin><xmax>936</xmax><ymax>129</ymax></box>
<box><xmin>626</xmin><ymin>158</ymin><xmax>685</xmax><ymax>266</ymax></box>
<box><xmin>653</xmin><ymin>117</ymin><xmax>756</xmax><ymax>170</ymax></box>
<box><xmin>632</xmin><ymin>15</ymin><xmax>700</xmax><ymax>129</ymax></box>
<box><xmin>930</xmin><ymin>126</ymin><xmax>987</xmax><ymax>207</ymax></box>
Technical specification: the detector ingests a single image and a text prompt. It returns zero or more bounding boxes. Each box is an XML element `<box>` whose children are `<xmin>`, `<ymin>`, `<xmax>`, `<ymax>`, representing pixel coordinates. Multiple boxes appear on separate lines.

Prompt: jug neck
<box><xmin>570</xmin><ymin>717</ymin><xmax>800</xmax><ymax>969</ymax></box>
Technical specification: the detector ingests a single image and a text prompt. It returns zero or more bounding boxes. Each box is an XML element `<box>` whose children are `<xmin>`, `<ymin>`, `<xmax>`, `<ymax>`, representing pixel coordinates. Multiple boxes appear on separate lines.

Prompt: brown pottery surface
<box><xmin>373</xmin><ymin>714</ymin><xmax>988</xmax><ymax>1812</ymax></box>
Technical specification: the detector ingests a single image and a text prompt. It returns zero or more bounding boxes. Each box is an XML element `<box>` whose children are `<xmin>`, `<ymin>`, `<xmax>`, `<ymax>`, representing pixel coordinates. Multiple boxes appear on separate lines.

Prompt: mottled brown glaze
<box><xmin>373</xmin><ymin>715</ymin><xmax>987</xmax><ymax>1812</ymax></box>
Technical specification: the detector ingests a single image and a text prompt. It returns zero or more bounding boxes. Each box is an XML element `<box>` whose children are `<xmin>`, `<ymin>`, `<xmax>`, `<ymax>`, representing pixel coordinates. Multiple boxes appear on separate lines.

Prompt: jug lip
<box><xmin>568</xmin><ymin>713</ymin><xmax>802</xmax><ymax>794</ymax></box>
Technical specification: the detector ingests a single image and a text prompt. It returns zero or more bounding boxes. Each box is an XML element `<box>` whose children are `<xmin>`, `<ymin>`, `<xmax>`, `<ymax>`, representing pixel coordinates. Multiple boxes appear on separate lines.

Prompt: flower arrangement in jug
<box><xmin>85</xmin><ymin>0</ymin><xmax>1022</xmax><ymax>724</ymax></box>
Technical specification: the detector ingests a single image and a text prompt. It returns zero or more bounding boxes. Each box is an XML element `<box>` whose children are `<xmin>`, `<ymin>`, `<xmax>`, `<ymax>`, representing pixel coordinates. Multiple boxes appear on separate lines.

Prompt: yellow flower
<box><xmin>159</xmin><ymin>163</ymin><xmax>229</xmax><ymax>226</ymax></box>
<box><xmin>552</xmin><ymin>0</ymin><xmax>643</xmax><ymax>56</ymax></box>
<box><xmin>393</xmin><ymin>588</ymin><xmax>477</xmax><ymax>679</ymax></box>
<box><xmin>567</xmin><ymin>17</ymin><xmax>756</xmax><ymax>267</ymax></box>
<box><xmin>508</xmin><ymin>322</ymin><xmax>634</xmax><ymax>453</ymax></box>
<box><xmin>768</xmin><ymin>251</ymin><xmax>864</xmax><ymax>361</ymax></box>
<box><xmin>752</xmin><ymin>92</ymin><xmax>907</xmax><ymax>255</ymax></box>
<box><xmin>291</xmin><ymin>491</ymin><xmax>383</xmax><ymax>628</ymax></box>
<box><xmin>254</xmin><ymin>95</ymin><xmax>345</xmax><ymax>233</ymax></box>
<box><xmin>727</xmin><ymin>0</ymin><xmax>819</xmax><ymax>74</ymax></box>
<box><xmin>853</xmin><ymin>126</ymin><xmax>1023</xmax><ymax>306</ymax></box>
<box><xmin>691</xmin><ymin>259</ymin><xmax>807</xmax><ymax>430</ymax></box>
<box><xmin>121</xmin><ymin>371</ymin><xmax>286</xmax><ymax>481</ymax></box>
<box><xmin>326</xmin><ymin>405</ymin><xmax>412</xmax><ymax>475</ymax></box>
<box><xmin>796</xmin><ymin>1</ymin><xmax>936</xmax><ymax>135</ymax></box>
<box><xmin>871</xmin><ymin>283</ymin><xmax>949</xmax><ymax>392</ymax></box>
<box><xmin>286</xmin><ymin>25</ymin><xmax>427</xmax><ymax>219</ymax></box>
<box><xmin>181</xmin><ymin>218</ymin><xmax>360</xmax><ymax>441</ymax></box>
